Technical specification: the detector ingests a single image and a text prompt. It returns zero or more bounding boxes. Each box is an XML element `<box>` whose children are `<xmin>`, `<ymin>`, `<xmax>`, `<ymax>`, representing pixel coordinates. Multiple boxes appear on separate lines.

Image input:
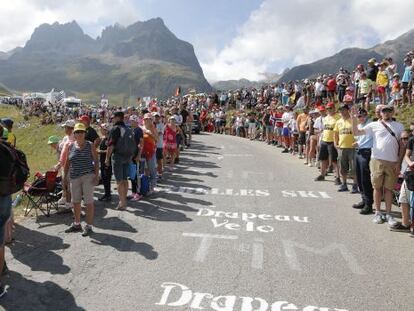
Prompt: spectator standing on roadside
<box><xmin>296</xmin><ymin>107</ymin><xmax>309</xmax><ymax>160</ymax></box>
<box><xmin>97</xmin><ymin>123</ymin><xmax>112</xmax><ymax>202</ymax></box>
<box><xmin>0</xmin><ymin>125</ymin><xmax>12</xmax><ymax>297</ymax></box>
<box><xmin>353</xmin><ymin>109</ymin><xmax>374</xmax><ymax>215</ymax></box>
<box><xmin>376</xmin><ymin>62</ymin><xmax>389</xmax><ymax>105</ymax></box>
<box><xmin>334</xmin><ymin>104</ymin><xmax>358</xmax><ymax>193</ymax></box>
<box><xmin>79</xmin><ymin>115</ymin><xmax>100</xmax><ymax>149</ymax></box>
<box><xmin>154</xmin><ymin>112</ymin><xmax>165</xmax><ymax>178</ymax></box>
<box><xmin>401</xmin><ymin>57</ymin><xmax>412</xmax><ymax>105</ymax></box>
<box><xmin>106</xmin><ymin>111</ymin><xmax>136</xmax><ymax>210</ymax></box>
<box><xmin>352</xmin><ymin>105</ymin><xmax>404</xmax><ymax>225</ymax></box>
<box><xmin>55</xmin><ymin>119</ymin><xmax>75</xmax><ymax>212</ymax></box>
<box><xmin>393</xmin><ymin>132</ymin><xmax>414</xmax><ymax>234</ymax></box>
<box><xmin>64</xmin><ymin>123</ymin><xmax>99</xmax><ymax>237</ymax></box>
<box><xmin>315</xmin><ymin>102</ymin><xmax>340</xmax><ymax>184</ymax></box>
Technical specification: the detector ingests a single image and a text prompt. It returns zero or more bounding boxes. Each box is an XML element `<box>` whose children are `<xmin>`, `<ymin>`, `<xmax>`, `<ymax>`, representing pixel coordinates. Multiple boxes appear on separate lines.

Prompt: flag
<box><xmin>55</xmin><ymin>90</ymin><xmax>65</xmax><ymax>105</ymax></box>
<box><xmin>175</xmin><ymin>86</ymin><xmax>181</xmax><ymax>97</ymax></box>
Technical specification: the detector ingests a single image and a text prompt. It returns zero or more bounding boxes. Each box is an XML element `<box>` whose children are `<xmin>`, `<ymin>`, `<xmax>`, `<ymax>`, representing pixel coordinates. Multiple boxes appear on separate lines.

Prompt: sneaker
<box><xmin>131</xmin><ymin>193</ymin><xmax>142</xmax><ymax>201</ymax></box>
<box><xmin>351</xmin><ymin>184</ymin><xmax>359</xmax><ymax>194</ymax></box>
<box><xmin>314</xmin><ymin>175</ymin><xmax>325</xmax><ymax>181</ymax></box>
<box><xmin>389</xmin><ymin>222</ymin><xmax>411</xmax><ymax>232</ymax></box>
<box><xmin>82</xmin><ymin>225</ymin><xmax>93</xmax><ymax>237</ymax></box>
<box><xmin>57</xmin><ymin>197</ymin><xmax>66</xmax><ymax>205</ymax></box>
<box><xmin>372</xmin><ymin>213</ymin><xmax>385</xmax><ymax>224</ymax></box>
<box><xmin>385</xmin><ymin>214</ymin><xmax>398</xmax><ymax>227</ymax></box>
<box><xmin>308</xmin><ymin>162</ymin><xmax>313</xmax><ymax>167</ymax></box>
<box><xmin>65</xmin><ymin>223</ymin><xmax>82</xmax><ymax>233</ymax></box>
<box><xmin>352</xmin><ymin>201</ymin><xmax>365</xmax><ymax>209</ymax></box>
<box><xmin>303</xmin><ymin>160</ymin><xmax>308</xmax><ymax>165</ymax></box>
<box><xmin>0</xmin><ymin>283</ymin><xmax>7</xmax><ymax>298</ymax></box>
<box><xmin>410</xmin><ymin>229</ymin><xmax>414</xmax><ymax>237</ymax></box>
<box><xmin>360</xmin><ymin>205</ymin><xmax>373</xmax><ymax>215</ymax></box>
<box><xmin>338</xmin><ymin>184</ymin><xmax>349</xmax><ymax>192</ymax></box>
<box><xmin>281</xmin><ymin>148</ymin><xmax>289</xmax><ymax>153</ymax></box>
<box><xmin>334</xmin><ymin>178</ymin><xmax>341</xmax><ymax>186</ymax></box>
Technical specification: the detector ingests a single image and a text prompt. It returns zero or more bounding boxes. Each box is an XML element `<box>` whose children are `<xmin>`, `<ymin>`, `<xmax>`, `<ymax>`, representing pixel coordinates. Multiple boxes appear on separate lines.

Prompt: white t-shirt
<box><xmin>156</xmin><ymin>123</ymin><xmax>165</xmax><ymax>148</ymax></box>
<box><xmin>313</xmin><ymin>116</ymin><xmax>324</xmax><ymax>132</ymax></box>
<box><xmin>363</xmin><ymin>120</ymin><xmax>404</xmax><ymax>162</ymax></box>
<box><xmin>281</xmin><ymin>112</ymin><xmax>293</xmax><ymax>128</ymax></box>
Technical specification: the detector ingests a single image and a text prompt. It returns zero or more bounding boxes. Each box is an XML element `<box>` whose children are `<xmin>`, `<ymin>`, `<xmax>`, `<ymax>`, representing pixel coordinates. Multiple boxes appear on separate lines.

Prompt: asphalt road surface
<box><xmin>2</xmin><ymin>133</ymin><xmax>414</xmax><ymax>311</ymax></box>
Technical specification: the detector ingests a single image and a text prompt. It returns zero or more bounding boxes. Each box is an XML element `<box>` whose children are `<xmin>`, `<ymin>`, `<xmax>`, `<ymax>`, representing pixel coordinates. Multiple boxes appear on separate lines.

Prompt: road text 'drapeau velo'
<box><xmin>156</xmin><ymin>282</ymin><xmax>348</xmax><ymax>311</ymax></box>
<box><xmin>197</xmin><ymin>208</ymin><xmax>310</xmax><ymax>233</ymax></box>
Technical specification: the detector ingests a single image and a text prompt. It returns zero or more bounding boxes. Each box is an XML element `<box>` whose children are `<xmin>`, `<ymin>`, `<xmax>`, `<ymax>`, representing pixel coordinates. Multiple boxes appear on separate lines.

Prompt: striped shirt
<box><xmin>68</xmin><ymin>141</ymin><xmax>95</xmax><ymax>179</ymax></box>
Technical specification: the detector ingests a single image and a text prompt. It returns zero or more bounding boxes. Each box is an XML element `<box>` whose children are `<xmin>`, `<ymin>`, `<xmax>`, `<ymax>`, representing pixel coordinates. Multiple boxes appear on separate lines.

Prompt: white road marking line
<box><xmin>282</xmin><ymin>240</ymin><xmax>366</xmax><ymax>275</ymax></box>
<box><xmin>251</xmin><ymin>239</ymin><xmax>264</xmax><ymax>269</ymax></box>
<box><xmin>182</xmin><ymin>233</ymin><xmax>238</xmax><ymax>262</ymax></box>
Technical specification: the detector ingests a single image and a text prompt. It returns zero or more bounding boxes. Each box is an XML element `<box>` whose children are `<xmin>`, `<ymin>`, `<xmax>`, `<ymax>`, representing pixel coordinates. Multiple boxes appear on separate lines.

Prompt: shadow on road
<box><xmin>90</xmin><ymin>232</ymin><xmax>158</xmax><ymax>260</ymax></box>
<box><xmin>1</xmin><ymin>271</ymin><xmax>84</xmax><ymax>311</ymax></box>
<box><xmin>9</xmin><ymin>224</ymin><xmax>71</xmax><ymax>275</ymax></box>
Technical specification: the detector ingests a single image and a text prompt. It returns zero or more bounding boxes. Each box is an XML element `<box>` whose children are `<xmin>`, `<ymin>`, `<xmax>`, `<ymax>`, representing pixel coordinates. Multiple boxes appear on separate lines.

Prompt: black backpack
<box><xmin>115</xmin><ymin>126</ymin><xmax>137</xmax><ymax>158</ymax></box>
<box><xmin>0</xmin><ymin>142</ymin><xmax>30</xmax><ymax>196</ymax></box>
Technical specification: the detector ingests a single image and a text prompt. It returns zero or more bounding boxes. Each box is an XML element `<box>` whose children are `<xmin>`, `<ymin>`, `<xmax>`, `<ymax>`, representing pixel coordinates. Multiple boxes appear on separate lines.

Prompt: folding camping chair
<box><xmin>23</xmin><ymin>171</ymin><xmax>59</xmax><ymax>220</ymax></box>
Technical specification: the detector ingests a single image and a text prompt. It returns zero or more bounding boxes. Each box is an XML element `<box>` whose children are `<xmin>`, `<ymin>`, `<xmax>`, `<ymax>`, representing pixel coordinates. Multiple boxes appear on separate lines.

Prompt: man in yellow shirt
<box><xmin>1</xmin><ymin>119</ymin><xmax>15</xmax><ymax>147</ymax></box>
<box><xmin>334</xmin><ymin>104</ymin><xmax>358</xmax><ymax>192</ymax></box>
<box><xmin>315</xmin><ymin>102</ymin><xmax>340</xmax><ymax>184</ymax></box>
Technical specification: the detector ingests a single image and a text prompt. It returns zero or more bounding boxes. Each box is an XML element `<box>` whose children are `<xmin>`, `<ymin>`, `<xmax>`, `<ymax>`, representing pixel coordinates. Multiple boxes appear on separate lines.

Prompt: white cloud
<box><xmin>201</xmin><ymin>0</ymin><xmax>414</xmax><ymax>82</ymax></box>
<box><xmin>0</xmin><ymin>0</ymin><xmax>141</xmax><ymax>51</ymax></box>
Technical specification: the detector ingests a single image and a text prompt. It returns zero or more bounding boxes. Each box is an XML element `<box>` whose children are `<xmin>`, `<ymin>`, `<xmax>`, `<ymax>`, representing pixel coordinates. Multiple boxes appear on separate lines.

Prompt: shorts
<box><xmin>338</xmin><ymin>148</ymin><xmax>356</xmax><ymax>176</ymax></box>
<box><xmin>298</xmin><ymin>132</ymin><xmax>306</xmax><ymax>145</ymax></box>
<box><xmin>113</xmin><ymin>160</ymin><xmax>130</xmax><ymax>182</ymax></box>
<box><xmin>328</xmin><ymin>90</ymin><xmax>335</xmax><ymax>98</ymax></box>
<box><xmin>266</xmin><ymin>125</ymin><xmax>273</xmax><ymax>134</ymax></box>
<box><xmin>318</xmin><ymin>141</ymin><xmax>338</xmax><ymax>162</ymax></box>
<box><xmin>156</xmin><ymin>147</ymin><xmax>164</xmax><ymax>160</ymax></box>
<box><xmin>402</xmin><ymin>82</ymin><xmax>409</xmax><ymax>90</ymax></box>
<box><xmin>377</xmin><ymin>86</ymin><xmax>386</xmax><ymax>94</ymax></box>
<box><xmin>70</xmin><ymin>173</ymin><xmax>95</xmax><ymax>204</ymax></box>
<box><xmin>274</xmin><ymin>127</ymin><xmax>283</xmax><ymax>136</ymax></box>
<box><xmin>370</xmin><ymin>159</ymin><xmax>398</xmax><ymax>190</ymax></box>
<box><xmin>282</xmin><ymin>127</ymin><xmax>290</xmax><ymax>137</ymax></box>
<box><xmin>399</xmin><ymin>180</ymin><xmax>412</xmax><ymax>204</ymax></box>
<box><xmin>176</xmin><ymin>134</ymin><xmax>182</xmax><ymax>146</ymax></box>
<box><xmin>0</xmin><ymin>195</ymin><xmax>12</xmax><ymax>246</ymax></box>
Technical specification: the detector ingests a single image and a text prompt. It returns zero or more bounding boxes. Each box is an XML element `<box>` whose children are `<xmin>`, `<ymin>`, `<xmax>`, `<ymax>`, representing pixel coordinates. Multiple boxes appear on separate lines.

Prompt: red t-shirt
<box><xmin>327</xmin><ymin>79</ymin><xmax>337</xmax><ymax>92</ymax></box>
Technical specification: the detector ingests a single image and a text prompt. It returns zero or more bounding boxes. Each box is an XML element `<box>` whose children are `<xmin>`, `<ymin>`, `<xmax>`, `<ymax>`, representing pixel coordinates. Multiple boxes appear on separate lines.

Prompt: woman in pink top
<box><xmin>163</xmin><ymin>117</ymin><xmax>178</xmax><ymax>169</ymax></box>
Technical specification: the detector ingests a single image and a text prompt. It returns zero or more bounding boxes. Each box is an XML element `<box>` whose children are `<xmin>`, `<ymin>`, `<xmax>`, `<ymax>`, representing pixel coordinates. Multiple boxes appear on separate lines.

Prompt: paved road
<box><xmin>2</xmin><ymin>133</ymin><xmax>414</xmax><ymax>311</ymax></box>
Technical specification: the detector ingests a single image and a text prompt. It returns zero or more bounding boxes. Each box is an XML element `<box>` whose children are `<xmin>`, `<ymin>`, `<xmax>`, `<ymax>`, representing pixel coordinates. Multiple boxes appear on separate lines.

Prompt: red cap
<box><xmin>318</xmin><ymin>106</ymin><xmax>326</xmax><ymax>112</ymax></box>
<box><xmin>79</xmin><ymin>115</ymin><xmax>90</xmax><ymax>123</ymax></box>
<box><xmin>326</xmin><ymin>102</ymin><xmax>335</xmax><ymax>108</ymax></box>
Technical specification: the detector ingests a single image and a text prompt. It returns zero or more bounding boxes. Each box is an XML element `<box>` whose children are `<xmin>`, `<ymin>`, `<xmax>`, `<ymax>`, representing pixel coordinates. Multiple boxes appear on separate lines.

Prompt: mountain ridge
<box><xmin>0</xmin><ymin>18</ymin><xmax>212</xmax><ymax>101</ymax></box>
<box><xmin>279</xmin><ymin>29</ymin><xmax>414</xmax><ymax>82</ymax></box>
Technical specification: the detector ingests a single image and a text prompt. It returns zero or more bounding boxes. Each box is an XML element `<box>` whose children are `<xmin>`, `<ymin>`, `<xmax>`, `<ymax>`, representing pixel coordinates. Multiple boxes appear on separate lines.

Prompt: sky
<box><xmin>1</xmin><ymin>0</ymin><xmax>414</xmax><ymax>82</ymax></box>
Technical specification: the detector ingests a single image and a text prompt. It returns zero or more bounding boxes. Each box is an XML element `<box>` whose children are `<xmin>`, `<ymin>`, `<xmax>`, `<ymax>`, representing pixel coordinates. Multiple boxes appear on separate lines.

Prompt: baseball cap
<box><xmin>318</xmin><ymin>106</ymin><xmax>326</xmax><ymax>112</ymax></box>
<box><xmin>74</xmin><ymin>123</ymin><xmax>86</xmax><ymax>132</ymax></box>
<box><xmin>1</xmin><ymin>118</ymin><xmax>13</xmax><ymax>128</ymax></box>
<box><xmin>61</xmin><ymin>119</ymin><xmax>75</xmax><ymax>128</ymax></box>
<box><xmin>152</xmin><ymin>112</ymin><xmax>161</xmax><ymax>117</ymax></box>
<box><xmin>78</xmin><ymin>115</ymin><xmax>90</xmax><ymax>123</ymax></box>
<box><xmin>381</xmin><ymin>105</ymin><xmax>394</xmax><ymax>112</ymax></box>
<box><xmin>326</xmin><ymin>102</ymin><xmax>335</xmax><ymax>109</ymax></box>
<box><xmin>47</xmin><ymin>135</ymin><xmax>60</xmax><ymax>145</ymax></box>
<box><xmin>309</xmin><ymin>109</ymin><xmax>319</xmax><ymax>115</ymax></box>
<box><xmin>368</xmin><ymin>58</ymin><xmax>376</xmax><ymax>64</ymax></box>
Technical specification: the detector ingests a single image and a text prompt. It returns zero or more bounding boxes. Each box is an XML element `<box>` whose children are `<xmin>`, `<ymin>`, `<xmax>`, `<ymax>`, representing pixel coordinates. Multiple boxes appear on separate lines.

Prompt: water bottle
<box><xmin>12</xmin><ymin>194</ymin><xmax>22</xmax><ymax>208</ymax></box>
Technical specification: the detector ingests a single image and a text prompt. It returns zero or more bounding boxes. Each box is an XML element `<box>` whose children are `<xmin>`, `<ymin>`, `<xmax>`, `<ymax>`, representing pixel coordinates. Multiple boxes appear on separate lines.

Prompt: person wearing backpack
<box><xmin>105</xmin><ymin>111</ymin><xmax>137</xmax><ymax>210</ymax></box>
<box><xmin>0</xmin><ymin>124</ymin><xmax>29</xmax><ymax>298</ymax></box>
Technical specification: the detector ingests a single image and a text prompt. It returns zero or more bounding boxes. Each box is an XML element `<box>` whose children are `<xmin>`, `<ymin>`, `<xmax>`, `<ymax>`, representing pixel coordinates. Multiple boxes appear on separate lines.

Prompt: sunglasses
<box><xmin>74</xmin><ymin>131</ymin><xmax>85</xmax><ymax>134</ymax></box>
<box><xmin>381</xmin><ymin>109</ymin><xmax>393</xmax><ymax>113</ymax></box>
<box><xmin>402</xmin><ymin>137</ymin><xmax>409</xmax><ymax>140</ymax></box>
